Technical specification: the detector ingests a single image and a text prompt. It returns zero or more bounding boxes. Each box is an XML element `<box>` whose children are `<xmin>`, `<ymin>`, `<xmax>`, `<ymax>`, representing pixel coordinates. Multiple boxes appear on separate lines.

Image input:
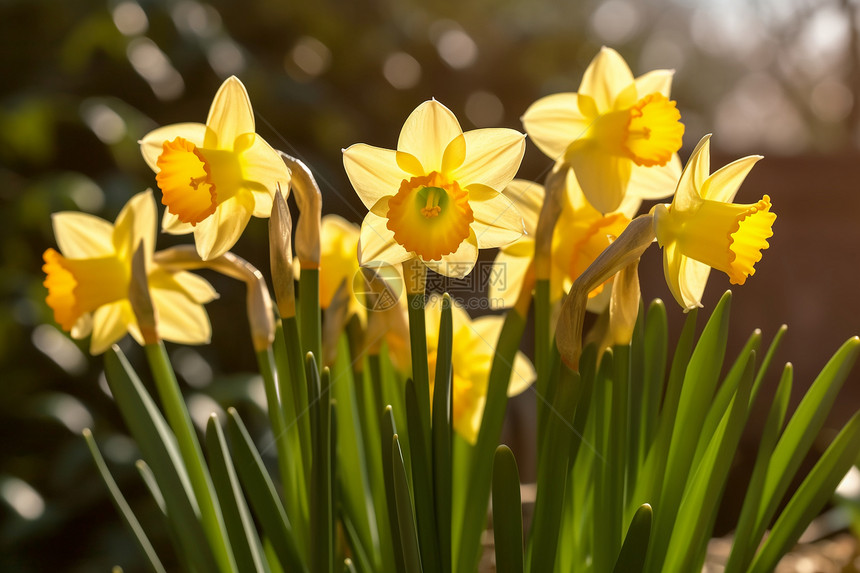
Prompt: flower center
<box><xmin>623</xmin><ymin>93</ymin><xmax>684</xmax><ymax>167</ymax></box>
<box><xmin>42</xmin><ymin>249</ymin><xmax>130</xmax><ymax>331</ymax></box>
<box><xmin>569</xmin><ymin>213</ymin><xmax>630</xmax><ymax>298</ymax></box>
<box><xmin>386</xmin><ymin>172</ymin><xmax>474</xmax><ymax>261</ymax></box>
<box><xmin>156</xmin><ymin>137</ymin><xmax>218</xmax><ymax>225</ymax></box>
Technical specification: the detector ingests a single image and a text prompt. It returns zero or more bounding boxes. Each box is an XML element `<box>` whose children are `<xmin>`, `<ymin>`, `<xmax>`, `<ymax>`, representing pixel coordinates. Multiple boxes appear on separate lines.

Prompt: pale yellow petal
<box><xmin>358</xmin><ymin>212</ymin><xmax>412</xmax><ymax>267</ymax></box>
<box><xmin>139</xmin><ymin>123</ymin><xmax>207</xmax><ymax>172</ymax></box>
<box><xmin>634</xmin><ymin>69</ymin><xmax>675</xmax><ymax>99</ymax></box>
<box><xmin>451</xmin><ymin>128</ymin><xmax>525</xmax><ymax>189</ymax></box>
<box><xmin>90</xmin><ymin>301</ymin><xmax>134</xmax><ymax>355</ymax></box>
<box><xmin>521</xmin><ymin>93</ymin><xmax>590</xmax><ymax>159</ymax></box>
<box><xmin>170</xmin><ymin>271</ymin><xmax>219</xmax><ymax>303</ymax></box>
<box><xmin>52</xmin><ymin>212</ymin><xmax>115</xmax><ymax>258</ymax></box>
<box><xmin>397</xmin><ymin>100</ymin><xmax>463</xmax><ymax>173</ymax></box>
<box><xmin>627</xmin><ymin>153</ymin><xmax>682</xmax><ymax>201</ymax></box>
<box><xmin>488</xmin><ymin>250</ymin><xmax>532</xmax><ymax>309</ymax></box>
<box><xmin>567</xmin><ymin>140</ymin><xmax>632</xmax><ymax>214</ymax></box>
<box><xmin>701</xmin><ymin>155</ymin><xmax>762</xmax><ymax>204</ymax></box>
<box><xmin>396</xmin><ymin>150</ymin><xmax>425</xmax><ymax>176</ymax></box>
<box><xmin>508</xmin><ymin>350</ymin><xmax>536</xmax><ymax>396</ymax></box>
<box><xmin>239</xmin><ymin>135</ymin><xmax>291</xmax><ymax>218</ymax></box>
<box><xmin>113</xmin><ymin>190</ymin><xmax>156</xmax><ymax>262</ymax></box>
<box><xmin>674</xmin><ymin>134</ymin><xmax>712</xmax><ymax>212</ymax></box>
<box><xmin>579</xmin><ymin>47</ymin><xmax>635</xmax><ymax>113</ymax></box>
<box><xmin>205</xmin><ymin>76</ymin><xmax>255</xmax><ymax>149</ymax></box>
<box><xmin>467</xmin><ymin>184</ymin><xmax>525</xmax><ymax>249</ymax></box>
<box><xmin>678</xmin><ymin>255</ymin><xmax>711</xmax><ymax>310</ymax></box>
<box><xmin>150</xmin><ymin>285</ymin><xmax>212</xmax><ymax>344</ymax></box>
<box><xmin>423</xmin><ymin>229</ymin><xmax>478</xmax><ymax>278</ymax></box>
<box><xmin>192</xmin><ymin>189</ymin><xmax>254</xmax><ymax>260</ymax></box>
<box><xmin>343</xmin><ymin>144</ymin><xmax>407</xmax><ymax>209</ymax></box>
<box><xmin>162</xmin><ymin>209</ymin><xmax>194</xmax><ymax>235</ymax></box>
<box><xmin>502</xmin><ymin>179</ymin><xmax>544</xmax><ymax>234</ymax></box>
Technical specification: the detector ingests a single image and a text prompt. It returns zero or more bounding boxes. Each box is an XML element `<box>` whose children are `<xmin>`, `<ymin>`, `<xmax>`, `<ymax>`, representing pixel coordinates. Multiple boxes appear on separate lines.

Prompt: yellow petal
<box><xmin>358</xmin><ymin>212</ymin><xmax>412</xmax><ymax>267</ymax></box>
<box><xmin>521</xmin><ymin>93</ymin><xmax>590</xmax><ymax>159</ymax></box>
<box><xmin>634</xmin><ymin>69</ymin><xmax>675</xmax><ymax>99</ymax></box>
<box><xmin>488</xmin><ymin>249</ymin><xmax>532</xmax><ymax>309</ymax></box>
<box><xmin>452</xmin><ymin>128</ymin><xmax>525</xmax><ymax>190</ymax></box>
<box><xmin>423</xmin><ymin>229</ymin><xmax>478</xmax><ymax>278</ymax></box>
<box><xmin>579</xmin><ymin>47</ymin><xmax>635</xmax><ymax>113</ymax></box>
<box><xmin>139</xmin><ymin>123</ymin><xmax>207</xmax><ymax>171</ymax></box>
<box><xmin>701</xmin><ymin>155</ymin><xmax>762</xmax><ymax>204</ymax></box>
<box><xmin>162</xmin><ymin>210</ymin><xmax>194</xmax><ymax>235</ymax></box>
<box><xmin>113</xmin><ymin>190</ymin><xmax>156</xmax><ymax>262</ymax></box>
<box><xmin>396</xmin><ymin>150</ymin><xmax>425</xmax><ymax>176</ymax></box>
<box><xmin>467</xmin><ymin>183</ymin><xmax>525</xmax><ymax>248</ymax></box>
<box><xmin>509</xmin><ymin>350</ymin><xmax>536</xmax><ymax>396</ymax></box>
<box><xmin>192</xmin><ymin>190</ymin><xmax>255</xmax><ymax>260</ymax></box>
<box><xmin>165</xmin><ymin>270</ymin><xmax>219</xmax><ymax>304</ymax></box>
<box><xmin>662</xmin><ymin>241</ymin><xmax>710</xmax><ymax>311</ymax></box>
<box><xmin>205</xmin><ymin>76</ymin><xmax>255</xmax><ymax>149</ymax></box>
<box><xmin>566</xmin><ymin>140</ymin><xmax>632</xmax><ymax>214</ymax></box>
<box><xmin>441</xmin><ymin>133</ymin><xmax>467</xmax><ymax>173</ymax></box>
<box><xmin>150</xmin><ymin>284</ymin><xmax>212</xmax><ymax>344</ymax></box>
<box><xmin>90</xmin><ymin>301</ymin><xmax>134</xmax><ymax>355</ymax></box>
<box><xmin>72</xmin><ymin>313</ymin><xmax>93</xmax><ymax>339</ymax></box>
<box><xmin>502</xmin><ymin>179</ymin><xmax>544</xmax><ymax>234</ymax></box>
<box><xmin>343</xmin><ymin>143</ymin><xmax>407</xmax><ymax>209</ymax></box>
<box><xmin>673</xmin><ymin>134</ymin><xmax>712</xmax><ymax>212</ymax></box>
<box><xmin>239</xmin><ymin>135</ymin><xmax>291</xmax><ymax>217</ymax></box>
<box><xmin>627</xmin><ymin>153</ymin><xmax>682</xmax><ymax>201</ymax></box>
<box><xmin>51</xmin><ymin>212</ymin><xmax>114</xmax><ymax>258</ymax></box>
<box><xmin>397</xmin><ymin>100</ymin><xmax>463</xmax><ymax>173</ymax></box>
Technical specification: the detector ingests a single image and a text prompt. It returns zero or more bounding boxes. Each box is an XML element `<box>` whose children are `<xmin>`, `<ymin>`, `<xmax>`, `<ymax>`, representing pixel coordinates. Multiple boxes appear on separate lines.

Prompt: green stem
<box><xmin>144</xmin><ymin>342</ymin><xmax>236</xmax><ymax>573</ymax></box>
<box><xmin>299</xmin><ymin>269</ymin><xmax>322</xmax><ymax>369</ymax></box>
<box><xmin>407</xmin><ymin>292</ymin><xmax>432</xmax><ymax>448</ymax></box>
<box><xmin>283</xmin><ymin>315</ymin><xmax>313</xmax><ymax>490</ymax></box>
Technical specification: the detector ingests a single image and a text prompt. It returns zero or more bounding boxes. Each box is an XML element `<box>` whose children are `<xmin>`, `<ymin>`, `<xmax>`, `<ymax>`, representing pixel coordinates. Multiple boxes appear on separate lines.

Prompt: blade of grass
<box><xmin>204</xmin><ymin>415</ymin><xmax>269</xmax><ymax>573</ymax></box>
<box><xmin>83</xmin><ymin>429</ymin><xmax>166</xmax><ymax>573</ymax></box>
<box><xmin>225</xmin><ymin>408</ymin><xmax>306</xmax><ymax>573</ymax></box>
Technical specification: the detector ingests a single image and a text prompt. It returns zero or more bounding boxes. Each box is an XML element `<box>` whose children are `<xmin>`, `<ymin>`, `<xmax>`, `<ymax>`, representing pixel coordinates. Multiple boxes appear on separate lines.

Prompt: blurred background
<box><xmin>3</xmin><ymin>0</ymin><xmax>860</xmax><ymax>570</ymax></box>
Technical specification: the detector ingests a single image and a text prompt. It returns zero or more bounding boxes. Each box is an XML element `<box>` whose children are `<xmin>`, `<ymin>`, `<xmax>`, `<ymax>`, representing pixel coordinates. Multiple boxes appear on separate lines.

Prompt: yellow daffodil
<box><xmin>139</xmin><ymin>76</ymin><xmax>291</xmax><ymax>260</ymax></box>
<box><xmin>343</xmin><ymin>99</ymin><xmax>527</xmax><ymax>278</ymax></box>
<box><xmin>490</xmin><ymin>171</ymin><xmax>635</xmax><ymax>310</ymax></box>
<box><xmin>319</xmin><ymin>214</ymin><xmax>365</xmax><ymax>323</ymax></box>
<box><xmin>42</xmin><ymin>190</ymin><xmax>218</xmax><ymax>354</ymax></box>
<box><xmin>652</xmin><ymin>134</ymin><xmax>776</xmax><ymax>310</ymax></box>
<box><xmin>424</xmin><ymin>296</ymin><xmax>535</xmax><ymax>443</ymax></box>
<box><xmin>522</xmin><ymin>47</ymin><xmax>684</xmax><ymax>214</ymax></box>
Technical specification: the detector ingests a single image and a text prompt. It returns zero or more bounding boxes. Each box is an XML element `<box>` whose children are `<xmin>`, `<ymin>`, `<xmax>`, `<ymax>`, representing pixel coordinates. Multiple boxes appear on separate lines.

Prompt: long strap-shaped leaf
<box><xmin>612</xmin><ymin>504</ymin><xmax>652</xmax><ymax>573</ymax></box>
<box><xmin>393</xmin><ymin>434</ymin><xmax>424</xmax><ymax>573</ymax></box>
<box><xmin>493</xmin><ymin>446</ymin><xmax>524</xmax><ymax>573</ymax></box>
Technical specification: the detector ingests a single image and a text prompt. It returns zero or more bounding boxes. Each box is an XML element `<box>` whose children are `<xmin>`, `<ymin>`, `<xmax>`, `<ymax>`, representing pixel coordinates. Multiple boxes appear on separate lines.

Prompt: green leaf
<box><xmin>104</xmin><ymin>347</ymin><xmax>218</xmax><ymax>573</ymax></box>
<box><xmin>406</xmin><ymin>292</ymin><xmax>432</xmax><ymax>454</ymax></box>
<box><xmin>432</xmin><ymin>294</ymin><xmax>453</xmax><ymax>573</ymax></box>
<box><xmin>749</xmin><ymin>411</ymin><xmax>860</xmax><ymax>573</ymax></box>
<box><xmin>492</xmin><ymin>446</ymin><xmax>524</xmax><ymax>573</ymax></box>
<box><xmin>381</xmin><ymin>406</ymin><xmax>408</xmax><ymax>573</ymax></box>
<box><xmin>640</xmin><ymin>300</ymin><xmax>668</xmax><ymax>462</ymax></box>
<box><xmin>724</xmin><ymin>364</ymin><xmax>793</xmax><ymax>573</ymax></box>
<box><xmin>83</xmin><ymin>429</ymin><xmax>167</xmax><ymax>573</ymax></box>
<box><xmin>755</xmin><ymin>336</ymin><xmax>860</xmax><ymax>538</ymax></box>
<box><xmin>204</xmin><ymin>415</ymin><xmax>270</xmax><ymax>573</ymax></box>
<box><xmin>749</xmin><ymin>325</ymin><xmax>787</xmax><ymax>406</ymax></box>
<box><xmin>225</xmin><ymin>408</ymin><xmax>306</xmax><ymax>573</ymax></box>
<box><xmin>393</xmin><ymin>434</ymin><xmax>424</xmax><ymax>573</ymax></box>
<box><xmin>298</xmin><ymin>269</ymin><xmax>322</xmax><ymax>370</ymax></box>
<box><xmin>612</xmin><ymin>504</ymin><xmax>652</xmax><ymax>573</ymax></box>
<box><xmin>308</xmin><ymin>357</ymin><xmax>333</xmax><ymax>573</ymax></box>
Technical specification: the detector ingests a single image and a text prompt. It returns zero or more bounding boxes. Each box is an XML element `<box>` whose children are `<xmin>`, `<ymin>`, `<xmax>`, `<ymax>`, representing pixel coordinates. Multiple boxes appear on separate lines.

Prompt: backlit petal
<box><xmin>52</xmin><ymin>212</ymin><xmax>114</xmax><ymax>258</ymax></box>
<box><xmin>139</xmin><ymin>123</ymin><xmax>207</xmax><ymax>171</ymax></box>
<box><xmin>239</xmin><ymin>135</ymin><xmax>291</xmax><ymax>217</ymax></box>
<box><xmin>567</xmin><ymin>140</ymin><xmax>632</xmax><ymax>214</ymax></box>
<box><xmin>579</xmin><ymin>47</ymin><xmax>635</xmax><ymax>113</ymax></box>
<box><xmin>150</xmin><ymin>285</ymin><xmax>212</xmax><ymax>344</ymax></box>
<box><xmin>673</xmin><ymin>134</ymin><xmax>712</xmax><ymax>212</ymax></box>
<box><xmin>192</xmin><ymin>190</ymin><xmax>255</xmax><ymax>260</ymax></box>
<box><xmin>397</xmin><ymin>100</ymin><xmax>463</xmax><ymax>173</ymax></box>
<box><xmin>162</xmin><ymin>210</ymin><xmax>194</xmax><ymax>235</ymax></box>
<box><xmin>452</xmin><ymin>128</ymin><xmax>525</xmax><ymax>190</ymax></box>
<box><xmin>701</xmin><ymin>155</ymin><xmax>762</xmax><ymax>204</ymax></box>
<box><xmin>634</xmin><ymin>69</ymin><xmax>675</xmax><ymax>98</ymax></box>
<box><xmin>359</xmin><ymin>212</ymin><xmax>412</xmax><ymax>267</ymax></box>
<box><xmin>113</xmin><ymin>190</ymin><xmax>156</xmax><ymax>262</ymax></box>
<box><xmin>423</xmin><ymin>229</ymin><xmax>478</xmax><ymax>278</ymax></box>
<box><xmin>628</xmin><ymin>154</ymin><xmax>682</xmax><ymax>201</ymax></box>
<box><xmin>467</xmin><ymin>184</ymin><xmax>525</xmax><ymax>248</ymax></box>
<box><xmin>90</xmin><ymin>301</ymin><xmax>134</xmax><ymax>355</ymax></box>
<box><xmin>205</xmin><ymin>76</ymin><xmax>255</xmax><ymax>149</ymax></box>
<box><xmin>488</xmin><ymin>250</ymin><xmax>532</xmax><ymax>309</ymax></box>
<box><xmin>343</xmin><ymin>144</ymin><xmax>407</xmax><ymax>209</ymax></box>
<box><xmin>502</xmin><ymin>179</ymin><xmax>544</xmax><ymax>234</ymax></box>
<box><xmin>521</xmin><ymin>93</ymin><xmax>590</xmax><ymax>159</ymax></box>
<box><xmin>168</xmin><ymin>270</ymin><xmax>219</xmax><ymax>303</ymax></box>
<box><xmin>509</xmin><ymin>351</ymin><xmax>537</xmax><ymax>396</ymax></box>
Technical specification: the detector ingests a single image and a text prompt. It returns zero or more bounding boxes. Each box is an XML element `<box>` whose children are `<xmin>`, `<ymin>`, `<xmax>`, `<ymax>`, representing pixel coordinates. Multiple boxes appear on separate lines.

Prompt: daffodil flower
<box><xmin>490</xmin><ymin>171</ymin><xmax>636</xmax><ymax>310</ymax></box>
<box><xmin>652</xmin><ymin>134</ymin><xmax>776</xmax><ymax>310</ymax></box>
<box><xmin>42</xmin><ymin>190</ymin><xmax>217</xmax><ymax>354</ymax></box>
<box><xmin>424</xmin><ymin>296</ymin><xmax>535</xmax><ymax>443</ymax></box>
<box><xmin>522</xmin><ymin>47</ymin><xmax>684</xmax><ymax>214</ymax></box>
<box><xmin>139</xmin><ymin>76</ymin><xmax>291</xmax><ymax>260</ymax></box>
<box><xmin>319</xmin><ymin>215</ymin><xmax>366</xmax><ymax>324</ymax></box>
<box><xmin>343</xmin><ymin>99</ymin><xmax>526</xmax><ymax>278</ymax></box>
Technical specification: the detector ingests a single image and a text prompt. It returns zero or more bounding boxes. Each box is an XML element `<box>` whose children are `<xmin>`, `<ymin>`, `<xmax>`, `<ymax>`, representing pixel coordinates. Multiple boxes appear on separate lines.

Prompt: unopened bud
<box><xmin>278</xmin><ymin>152</ymin><xmax>321</xmax><ymax>270</ymax></box>
<box><xmin>129</xmin><ymin>241</ymin><xmax>159</xmax><ymax>345</ymax></box>
<box><xmin>269</xmin><ymin>190</ymin><xmax>297</xmax><ymax>318</ymax></box>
